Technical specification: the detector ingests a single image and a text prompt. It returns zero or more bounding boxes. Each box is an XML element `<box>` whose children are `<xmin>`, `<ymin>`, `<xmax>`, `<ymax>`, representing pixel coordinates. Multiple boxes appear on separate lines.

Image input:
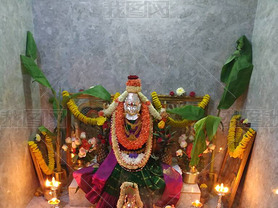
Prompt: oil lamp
<box><xmin>192</xmin><ymin>199</ymin><xmax>203</xmax><ymax>207</ymax></box>
<box><xmin>215</xmin><ymin>183</ymin><xmax>229</xmax><ymax>208</ymax></box>
<box><xmin>45</xmin><ymin>177</ymin><xmax>61</xmax><ymax>207</ymax></box>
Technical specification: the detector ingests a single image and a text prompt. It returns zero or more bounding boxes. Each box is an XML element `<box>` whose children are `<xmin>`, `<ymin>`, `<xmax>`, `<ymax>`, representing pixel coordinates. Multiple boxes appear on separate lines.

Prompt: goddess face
<box><xmin>124</xmin><ymin>93</ymin><xmax>141</xmax><ymax>120</ymax></box>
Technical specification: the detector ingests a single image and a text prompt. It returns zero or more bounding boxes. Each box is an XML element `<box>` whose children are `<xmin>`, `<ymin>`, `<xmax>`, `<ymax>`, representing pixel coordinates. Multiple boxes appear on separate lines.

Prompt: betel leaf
<box><xmin>190</xmin><ymin>116</ymin><xmax>221</xmax><ymax>166</ymax></box>
<box><xmin>167</xmin><ymin>105</ymin><xmax>205</xmax><ymax>120</ymax></box>
<box><xmin>20</xmin><ymin>55</ymin><xmax>53</xmax><ymax>90</ymax></box>
<box><xmin>70</xmin><ymin>85</ymin><xmax>111</xmax><ymax>101</ymax></box>
<box><xmin>26</xmin><ymin>31</ymin><xmax>37</xmax><ymax>60</ymax></box>
<box><xmin>218</xmin><ymin>35</ymin><xmax>253</xmax><ymax>110</ymax></box>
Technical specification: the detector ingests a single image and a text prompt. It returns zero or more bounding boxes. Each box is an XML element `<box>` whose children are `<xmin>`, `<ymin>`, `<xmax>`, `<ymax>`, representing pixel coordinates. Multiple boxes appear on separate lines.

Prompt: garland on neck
<box><xmin>111</xmin><ymin>111</ymin><xmax>153</xmax><ymax>170</ymax></box>
<box><xmin>115</xmin><ymin>102</ymin><xmax>151</xmax><ymax>150</ymax></box>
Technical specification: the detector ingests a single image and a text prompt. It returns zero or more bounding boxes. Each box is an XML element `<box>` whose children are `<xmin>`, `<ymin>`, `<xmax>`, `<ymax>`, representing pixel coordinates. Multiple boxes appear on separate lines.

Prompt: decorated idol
<box><xmin>73</xmin><ymin>75</ymin><xmax>182</xmax><ymax>208</ymax></box>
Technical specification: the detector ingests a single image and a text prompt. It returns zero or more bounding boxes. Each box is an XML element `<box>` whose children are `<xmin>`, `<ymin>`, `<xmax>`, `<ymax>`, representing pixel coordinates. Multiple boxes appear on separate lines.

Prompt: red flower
<box><xmin>189</xmin><ymin>91</ymin><xmax>196</xmax><ymax>97</ymax></box>
<box><xmin>79</xmin><ymin>89</ymin><xmax>84</xmax><ymax>92</ymax></box>
<box><xmin>169</xmin><ymin>91</ymin><xmax>175</xmax><ymax>96</ymax></box>
<box><xmin>72</xmin><ymin>148</ymin><xmax>76</xmax><ymax>154</ymax></box>
<box><xmin>102</xmin><ymin>122</ymin><xmax>108</xmax><ymax>130</ymax></box>
<box><xmin>157</xmin><ymin>138</ymin><xmax>163</xmax><ymax>143</ymax></box>
<box><xmin>97</xmin><ymin>134</ymin><xmax>102</xmax><ymax>140</ymax></box>
<box><xmin>186</xmin><ymin>143</ymin><xmax>193</xmax><ymax>158</ymax></box>
<box><xmin>101</xmin><ymin>139</ymin><xmax>106</xmax><ymax>144</ymax></box>
<box><xmin>81</xmin><ymin>139</ymin><xmax>91</xmax><ymax>150</ymax></box>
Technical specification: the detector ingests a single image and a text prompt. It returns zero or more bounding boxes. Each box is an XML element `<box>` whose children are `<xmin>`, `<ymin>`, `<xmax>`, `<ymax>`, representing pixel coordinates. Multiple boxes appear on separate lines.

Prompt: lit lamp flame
<box><xmin>45</xmin><ymin>177</ymin><xmax>61</xmax><ymax>189</ymax></box>
<box><xmin>48</xmin><ymin>197</ymin><xmax>60</xmax><ymax>205</ymax></box>
<box><xmin>215</xmin><ymin>183</ymin><xmax>229</xmax><ymax>194</ymax></box>
<box><xmin>192</xmin><ymin>200</ymin><xmax>203</xmax><ymax>207</ymax></box>
<box><xmin>215</xmin><ymin>183</ymin><xmax>229</xmax><ymax>208</ymax></box>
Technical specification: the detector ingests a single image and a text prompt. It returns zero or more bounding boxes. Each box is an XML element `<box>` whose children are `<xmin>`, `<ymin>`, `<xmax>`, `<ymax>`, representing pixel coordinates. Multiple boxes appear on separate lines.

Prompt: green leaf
<box><xmin>72</xmin><ymin>155</ymin><xmax>78</xmax><ymax>163</ymax></box>
<box><xmin>218</xmin><ymin>35</ymin><xmax>253</xmax><ymax>110</ymax></box>
<box><xmin>167</xmin><ymin>105</ymin><xmax>205</xmax><ymax>120</ymax></box>
<box><xmin>20</xmin><ymin>55</ymin><xmax>53</xmax><ymax>90</ymax></box>
<box><xmin>26</xmin><ymin>31</ymin><xmax>37</xmax><ymax>60</ymax></box>
<box><xmin>190</xmin><ymin>116</ymin><xmax>221</xmax><ymax>166</ymax></box>
<box><xmin>38</xmin><ymin>126</ymin><xmax>56</xmax><ymax>137</ymax></box>
<box><xmin>70</xmin><ymin>85</ymin><xmax>111</xmax><ymax>101</ymax></box>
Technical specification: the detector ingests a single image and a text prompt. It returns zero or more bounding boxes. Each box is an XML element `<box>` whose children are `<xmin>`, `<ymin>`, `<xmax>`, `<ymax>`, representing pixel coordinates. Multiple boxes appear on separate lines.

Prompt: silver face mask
<box><xmin>124</xmin><ymin>93</ymin><xmax>141</xmax><ymax>120</ymax></box>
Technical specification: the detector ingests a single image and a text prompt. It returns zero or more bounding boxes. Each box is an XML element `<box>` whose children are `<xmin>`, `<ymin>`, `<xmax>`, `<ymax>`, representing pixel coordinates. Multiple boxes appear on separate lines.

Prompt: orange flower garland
<box><xmin>115</xmin><ymin>102</ymin><xmax>151</xmax><ymax>150</ymax></box>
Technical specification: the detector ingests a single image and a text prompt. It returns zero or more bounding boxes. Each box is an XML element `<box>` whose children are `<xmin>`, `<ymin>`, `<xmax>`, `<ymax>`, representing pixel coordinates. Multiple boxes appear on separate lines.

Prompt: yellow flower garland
<box><xmin>227</xmin><ymin>115</ymin><xmax>256</xmax><ymax>159</ymax></box>
<box><xmin>113</xmin><ymin>92</ymin><xmax>121</xmax><ymax>101</ymax></box>
<box><xmin>151</xmin><ymin>91</ymin><xmax>162</xmax><ymax>111</ymax></box>
<box><xmin>198</xmin><ymin>94</ymin><xmax>210</xmax><ymax>109</ymax></box>
<box><xmin>62</xmin><ymin>91</ymin><xmax>106</xmax><ymax>126</ymax></box>
<box><xmin>151</xmin><ymin>92</ymin><xmax>210</xmax><ymax>127</ymax></box>
<box><xmin>28</xmin><ymin>132</ymin><xmax>55</xmax><ymax>175</ymax></box>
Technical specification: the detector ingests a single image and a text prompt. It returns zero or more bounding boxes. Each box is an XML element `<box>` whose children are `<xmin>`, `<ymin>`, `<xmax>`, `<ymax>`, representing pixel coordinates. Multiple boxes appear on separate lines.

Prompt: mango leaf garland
<box><xmin>218</xmin><ymin>35</ymin><xmax>253</xmax><ymax>109</ymax></box>
<box><xmin>190</xmin><ymin>116</ymin><xmax>221</xmax><ymax>166</ymax></box>
<box><xmin>167</xmin><ymin>105</ymin><xmax>205</xmax><ymax>121</ymax></box>
<box><xmin>38</xmin><ymin>126</ymin><xmax>56</xmax><ymax>138</ymax></box>
<box><xmin>26</xmin><ymin>31</ymin><xmax>37</xmax><ymax>60</ymax></box>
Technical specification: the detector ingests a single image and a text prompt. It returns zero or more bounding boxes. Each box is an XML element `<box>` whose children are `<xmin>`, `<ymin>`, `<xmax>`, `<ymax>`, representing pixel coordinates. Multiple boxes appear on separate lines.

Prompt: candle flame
<box><xmin>45</xmin><ymin>179</ymin><xmax>51</xmax><ymax>187</ymax></box>
<box><xmin>215</xmin><ymin>183</ymin><xmax>229</xmax><ymax>193</ymax></box>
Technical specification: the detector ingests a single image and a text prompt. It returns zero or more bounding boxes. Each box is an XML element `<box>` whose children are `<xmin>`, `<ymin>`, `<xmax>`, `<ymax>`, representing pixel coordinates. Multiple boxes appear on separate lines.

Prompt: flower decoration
<box><xmin>35</xmin><ymin>134</ymin><xmax>41</xmax><ymax>142</ymax></box>
<box><xmin>176</xmin><ymin>149</ymin><xmax>183</xmax><ymax>157</ymax></box>
<box><xmin>65</xmin><ymin>137</ymin><xmax>72</xmax><ymax>144</ymax></box>
<box><xmin>69</xmin><ymin>132</ymin><xmax>100</xmax><ymax>164</ymax></box>
<box><xmin>189</xmin><ymin>91</ymin><xmax>196</xmax><ymax>97</ymax></box>
<box><xmin>176</xmin><ymin>87</ymin><xmax>185</xmax><ymax>96</ymax></box>
<box><xmin>80</xmin><ymin>132</ymin><xmax>86</xmax><ymax>139</ymax></box>
<box><xmin>169</xmin><ymin>91</ymin><xmax>175</xmax><ymax>96</ymax></box>
<box><xmin>62</xmin><ymin>144</ymin><xmax>68</xmax><ymax>151</ymax></box>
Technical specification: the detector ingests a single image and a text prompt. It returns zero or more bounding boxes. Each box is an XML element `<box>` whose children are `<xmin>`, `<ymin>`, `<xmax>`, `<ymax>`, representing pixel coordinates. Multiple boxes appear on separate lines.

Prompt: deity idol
<box><xmin>73</xmin><ymin>75</ymin><xmax>182</xmax><ymax>207</ymax></box>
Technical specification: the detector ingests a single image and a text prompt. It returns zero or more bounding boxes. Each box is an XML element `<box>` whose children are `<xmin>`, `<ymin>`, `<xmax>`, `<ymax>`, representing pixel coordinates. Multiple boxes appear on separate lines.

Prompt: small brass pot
<box><xmin>183</xmin><ymin>170</ymin><xmax>199</xmax><ymax>184</ymax></box>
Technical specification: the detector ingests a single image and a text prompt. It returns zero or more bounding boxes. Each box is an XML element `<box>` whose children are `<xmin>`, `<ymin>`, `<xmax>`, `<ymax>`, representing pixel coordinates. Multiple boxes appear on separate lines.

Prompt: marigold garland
<box><xmin>62</xmin><ymin>91</ymin><xmax>106</xmax><ymax>126</ymax></box>
<box><xmin>198</xmin><ymin>94</ymin><xmax>210</xmax><ymax>109</ymax></box>
<box><xmin>113</xmin><ymin>92</ymin><xmax>121</xmax><ymax>101</ymax></box>
<box><xmin>151</xmin><ymin>92</ymin><xmax>210</xmax><ymax>127</ymax></box>
<box><xmin>115</xmin><ymin>102</ymin><xmax>151</xmax><ymax>150</ymax></box>
<box><xmin>28</xmin><ymin>132</ymin><xmax>55</xmax><ymax>175</ymax></box>
<box><xmin>227</xmin><ymin>115</ymin><xmax>256</xmax><ymax>159</ymax></box>
<box><xmin>151</xmin><ymin>91</ymin><xmax>162</xmax><ymax>111</ymax></box>
<box><xmin>111</xmin><ymin>111</ymin><xmax>153</xmax><ymax>170</ymax></box>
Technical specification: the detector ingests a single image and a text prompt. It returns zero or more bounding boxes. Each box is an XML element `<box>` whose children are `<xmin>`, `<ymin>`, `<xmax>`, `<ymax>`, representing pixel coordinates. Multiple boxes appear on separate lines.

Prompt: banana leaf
<box><xmin>38</xmin><ymin>126</ymin><xmax>56</xmax><ymax>137</ymax></box>
<box><xmin>218</xmin><ymin>35</ymin><xmax>253</xmax><ymax>109</ymax></box>
<box><xmin>20</xmin><ymin>55</ymin><xmax>53</xmax><ymax>91</ymax></box>
<box><xmin>167</xmin><ymin>105</ymin><xmax>205</xmax><ymax>120</ymax></box>
<box><xmin>190</xmin><ymin>115</ymin><xmax>221</xmax><ymax>166</ymax></box>
<box><xmin>26</xmin><ymin>31</ymin><xmax>37</xmax><ymax>60</ymax></box>
<box><xmin>70</xmin><ymin>85</ymin><xmax>111</xmax><ymax>102</ymax></box>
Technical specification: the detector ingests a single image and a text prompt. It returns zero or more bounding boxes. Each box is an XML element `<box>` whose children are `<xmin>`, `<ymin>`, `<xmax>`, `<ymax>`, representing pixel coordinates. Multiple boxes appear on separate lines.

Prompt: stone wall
<box><xmin>32</xmin><ymin>0</ymin><xmax>258</xmax><ymax>115</ymax></box>
<box><xmin>0</xmin><ymin>0</ymin><xmax>40</xmax><ymax>207</ymax></box>
<box><xmin>240</xmin><ymin>0</ymin><xmax>278</xmax><ymax>207</ymax></box>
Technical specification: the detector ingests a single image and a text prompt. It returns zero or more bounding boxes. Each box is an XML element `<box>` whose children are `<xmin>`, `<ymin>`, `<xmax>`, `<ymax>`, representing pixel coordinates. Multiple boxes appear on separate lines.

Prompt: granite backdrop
<box><xmin>0</xmin><ymin>0</ymin><xmax>40</xmax><ymax>207</ymax></box>
<box><xmin>32</xmin><ymin>0</ymin><xmax>258</xmax><ymax>116</ymax></box>
<box><xmin>240</xmin><ymin>0</ymin><xmax>278</xmax><ymax>207</ymax></box>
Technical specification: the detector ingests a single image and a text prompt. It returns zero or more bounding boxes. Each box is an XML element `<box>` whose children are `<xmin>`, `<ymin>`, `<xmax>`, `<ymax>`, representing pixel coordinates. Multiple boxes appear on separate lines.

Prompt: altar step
<box><xmin>69</xmin><ymin>179</ymin><xmax>201</xmax><ymax>208</ymax></box>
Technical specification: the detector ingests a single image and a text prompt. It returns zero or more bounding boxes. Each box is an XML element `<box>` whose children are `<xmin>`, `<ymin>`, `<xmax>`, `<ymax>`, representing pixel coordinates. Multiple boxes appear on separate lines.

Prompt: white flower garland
<box><xmin>111</xmin><ymin>112</ymin><xmax>153</xmax><ymax>170</ymax></box>
<box><xmin>102</xmin><ymin>91</ymin><xmax>128</xmax><ymax>116</ymax></box>
<box><xmin>138</xmin><ymin>92</ymin><xmax>162</xmax><ymax>120</ymax></box>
